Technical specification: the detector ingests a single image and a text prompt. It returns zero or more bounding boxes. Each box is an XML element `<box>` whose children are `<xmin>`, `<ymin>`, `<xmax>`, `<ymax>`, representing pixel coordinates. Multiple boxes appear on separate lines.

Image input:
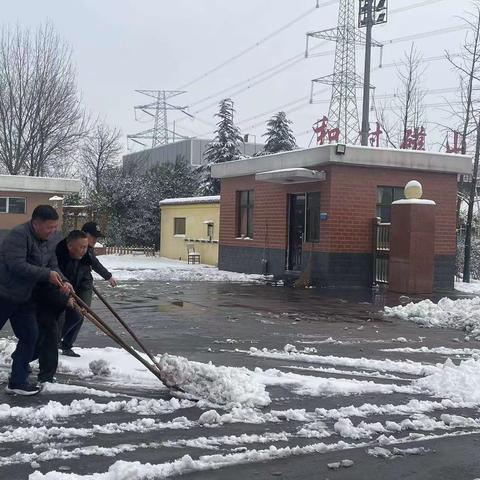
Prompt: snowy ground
<box><xmin>1</xmin><ymin>282</ymin><xmax>480</xmax><ymax>479</ymax></box>
<box><xmin>455</xmin><ymin>280</ymin><xmax>480</xmax><ymax>295</ymax></box>
<box><xmin>94</xmin><ymin>255</ymin><xmax>265</xmax><ymax>283</ymax></box>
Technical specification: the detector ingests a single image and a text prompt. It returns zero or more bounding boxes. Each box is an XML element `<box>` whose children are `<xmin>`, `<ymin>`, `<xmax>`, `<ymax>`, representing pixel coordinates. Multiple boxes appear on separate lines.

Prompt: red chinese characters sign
<box><xmin>313</xmin><ymin>116</ymin><xmax>340</xmax><ymax>145</ymax></box>
<box><xmin>446</xmin><ymin>130</ymin><xmax>462</xmax><ymax>154</ymax></box>
<box><xmin>401</xmin><ymin>126</ymin><xmax>426</xmax><ymax>151</ymax></box>
<box><xmin>313</xmin><ymin>117</ymin><xmax>384</xmax><ymax>147</ymax></box>
<box><xmin>368</xmin><ymin>122</ymin><xmax>383</xmax><ymax>147</ymax></box>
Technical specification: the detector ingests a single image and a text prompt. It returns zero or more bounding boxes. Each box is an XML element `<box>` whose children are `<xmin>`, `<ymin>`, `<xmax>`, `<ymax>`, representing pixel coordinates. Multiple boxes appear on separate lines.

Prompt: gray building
<box><xmin>123</xmin><ymin>138</ymin><xmax>263</xmax><ymax>174</ymax></box>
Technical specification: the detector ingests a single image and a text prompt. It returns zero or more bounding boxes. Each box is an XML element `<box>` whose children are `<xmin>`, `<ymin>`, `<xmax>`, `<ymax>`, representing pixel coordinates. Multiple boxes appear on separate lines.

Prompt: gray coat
<box><xmin>0</xmin><ymin>222</ymin><xmax>63</xmax><ymax>304</ymax></box>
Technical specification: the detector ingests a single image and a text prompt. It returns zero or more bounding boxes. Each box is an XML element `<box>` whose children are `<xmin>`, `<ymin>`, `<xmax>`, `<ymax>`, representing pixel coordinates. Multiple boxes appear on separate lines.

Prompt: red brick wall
<box><xmin>219</xmin><ymin>166</ymin><xmax>332</xmax><ymax>252</ymax></box>
<box><xmin>328</xmin><ymin>165</ymin><xmax>457</xmax><ymax>255</ymax></box>
<box><xmin>219</xmin><ymin>164</ymin><xmax>457</xmax><ymax>257</ymax></box>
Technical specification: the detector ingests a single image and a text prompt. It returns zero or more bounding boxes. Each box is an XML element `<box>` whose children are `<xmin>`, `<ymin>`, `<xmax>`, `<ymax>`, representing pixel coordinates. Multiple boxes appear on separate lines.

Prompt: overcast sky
<box><xmin>2</xmin><ymin>0</ymin><xmax>476</xmax><ymax>153</ymax></box>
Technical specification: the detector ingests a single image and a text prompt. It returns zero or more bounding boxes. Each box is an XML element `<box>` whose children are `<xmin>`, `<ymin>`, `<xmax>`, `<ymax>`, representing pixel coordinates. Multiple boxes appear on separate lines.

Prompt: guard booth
<box><xmin>211</xmin><ymin>144</ymin><xmax>471</xmax><ymax>290</ymax></box>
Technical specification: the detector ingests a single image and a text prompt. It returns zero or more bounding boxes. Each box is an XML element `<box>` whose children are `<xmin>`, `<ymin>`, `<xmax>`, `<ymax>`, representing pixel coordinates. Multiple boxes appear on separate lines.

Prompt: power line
<box><xmin>390</xmin><ymin>0</ymin><xmax>447</xmax><ymax>14</ymax></box>
<box><xmin>176</xmin><ymin>3</ymin><xmax>323</xmax><ymax>90</ymax></box>
<box><xmin>180</xmin><ymin>3</ymin><xmax>467</xmax><ymax>139</ymax></box>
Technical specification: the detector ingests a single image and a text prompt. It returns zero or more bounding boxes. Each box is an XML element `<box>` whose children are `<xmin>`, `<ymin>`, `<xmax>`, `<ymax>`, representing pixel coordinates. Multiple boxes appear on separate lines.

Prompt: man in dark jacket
<box><xmin>58</xmin><ymin>227</ymin><xmax>109</xmax><ymax>357</ymax></box>
<box><xmin>82</xmin><ymin>221</ymin><xmax>117</xmax><ymax>288</ymax></box>
<box><xmin>0</xmin><ymin>205</ymin><xmax>72</xmax><ymax>395</ymax></box>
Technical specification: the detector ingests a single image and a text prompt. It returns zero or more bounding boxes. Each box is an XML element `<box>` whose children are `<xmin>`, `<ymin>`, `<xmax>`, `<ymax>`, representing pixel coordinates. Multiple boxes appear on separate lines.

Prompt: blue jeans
<box><xmin>0</xmin><ymin>297</ymin><xmax>38</xmax><ymax>386</ymax></box>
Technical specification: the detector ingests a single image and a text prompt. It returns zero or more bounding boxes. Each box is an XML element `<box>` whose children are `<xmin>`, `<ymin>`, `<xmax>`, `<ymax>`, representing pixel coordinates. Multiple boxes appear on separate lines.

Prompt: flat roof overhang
<box><xmin>0</xmin><ymin>175</ymin><xmax>81</xmax><ymax>194</ymax></box>
<box><xmin>211</xmin><ymin>144</ymin><xmax>473</xmax><ymax>179</ymax></box>
<box><xmin>255</xmin><ymin>168</ymin><xmax>326</xmax><ymax>184</ymax></box>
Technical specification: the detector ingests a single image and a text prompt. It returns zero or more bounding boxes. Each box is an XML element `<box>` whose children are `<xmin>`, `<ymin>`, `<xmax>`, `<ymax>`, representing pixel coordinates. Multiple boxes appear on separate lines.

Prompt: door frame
<box><xmin>286</xmin><ymin>192</ymin><xmax>307</xmax><ymax>271</ymax></box>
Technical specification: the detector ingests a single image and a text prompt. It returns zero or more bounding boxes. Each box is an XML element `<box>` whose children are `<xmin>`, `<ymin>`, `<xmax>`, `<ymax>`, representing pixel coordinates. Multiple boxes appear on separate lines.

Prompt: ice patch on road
<box><xmin>157</xmin><ymin>353</ymin><xmax>270</xmax><ymax>408</ymax></box>
<box><xmin>384</xmin><ymin>297</ymin><xmax>480</xmax><ymax>340</ymax></box>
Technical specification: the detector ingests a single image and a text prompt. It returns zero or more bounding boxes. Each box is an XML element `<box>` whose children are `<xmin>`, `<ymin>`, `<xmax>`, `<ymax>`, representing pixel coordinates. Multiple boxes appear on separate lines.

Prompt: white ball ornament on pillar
<box><xmin>404</xmin><ymin>180</ymin><xmax>423</xmax><ymax>200</ymax></box>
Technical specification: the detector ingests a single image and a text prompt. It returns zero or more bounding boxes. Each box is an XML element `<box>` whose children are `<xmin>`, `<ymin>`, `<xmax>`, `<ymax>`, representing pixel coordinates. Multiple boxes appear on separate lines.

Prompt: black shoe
<box><xmin>38</xmin><ymin>377</ymin><xmax>56</xmax><ymax>385</ymax></box>
<box><xmin>5</xmin><ymin>382</ymin><xmax>41</xmax><ymax>396</ymax></box>
<box><xmin>62</xmin><ymin>349</ymin><xmax>80</xmax><ymax>358</ymax></box>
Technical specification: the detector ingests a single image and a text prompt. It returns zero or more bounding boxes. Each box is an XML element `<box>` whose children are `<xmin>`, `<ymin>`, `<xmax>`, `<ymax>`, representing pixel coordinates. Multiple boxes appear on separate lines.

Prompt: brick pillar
<box><xmin>389</xmin><ymin>200</ymin><xmax>436</xmax><ymax>294</ymax></box>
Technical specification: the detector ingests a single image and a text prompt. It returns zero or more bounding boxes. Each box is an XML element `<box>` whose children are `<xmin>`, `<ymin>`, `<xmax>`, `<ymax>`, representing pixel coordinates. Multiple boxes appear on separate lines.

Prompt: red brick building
<box><xmin>211</xmin><ymin>145</ymin><xmax>471</xmax><ymax>290</ymax></box>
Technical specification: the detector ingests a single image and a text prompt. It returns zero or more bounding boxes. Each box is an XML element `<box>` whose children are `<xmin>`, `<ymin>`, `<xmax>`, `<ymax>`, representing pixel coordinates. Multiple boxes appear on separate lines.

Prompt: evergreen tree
<box><xmin>90</xmin><ymin>157</ymin><xmax>199</xmax><ymax>248</ymax></box>
<box><xmin>262</xmin><ymin>111</ymin><xmax>297</xmax><ymax>154</ymax></box>
<box><xmin>200</xmin><ymin>98</ymin><xmax>243</xmax><ymax>195</ymax></box>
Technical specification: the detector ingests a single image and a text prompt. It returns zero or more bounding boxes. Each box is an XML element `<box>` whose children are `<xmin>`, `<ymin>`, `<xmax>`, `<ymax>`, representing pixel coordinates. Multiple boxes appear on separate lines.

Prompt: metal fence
<box><xmin>105</xmin><ymin>246</ymin><xmax>156</xmax><ymax>257</ymax></box>
<box><xmin>373</xmin><ymin>218</ymin><xmax>390</xmax><ymax>284</ymax></box>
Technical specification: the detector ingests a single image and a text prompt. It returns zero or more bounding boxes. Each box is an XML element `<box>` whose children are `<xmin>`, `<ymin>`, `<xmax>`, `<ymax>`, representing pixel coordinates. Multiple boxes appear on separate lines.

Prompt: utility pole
<box><xmin>306</xmin><ymin>0</ymin><xmax>383</xmax><ymax>145</ymax></box>
<box><xmin>359</xmin><ymin>0</ymin><xmax>388</xmax><ymax>146</ymax></box>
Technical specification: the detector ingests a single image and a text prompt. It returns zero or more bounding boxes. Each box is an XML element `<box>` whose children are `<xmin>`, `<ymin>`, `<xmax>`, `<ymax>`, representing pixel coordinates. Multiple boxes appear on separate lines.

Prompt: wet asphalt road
<box><xmin>1</xmin><ymin>281</ymin><xmax>480</xmax><ymax>480</ymax></box>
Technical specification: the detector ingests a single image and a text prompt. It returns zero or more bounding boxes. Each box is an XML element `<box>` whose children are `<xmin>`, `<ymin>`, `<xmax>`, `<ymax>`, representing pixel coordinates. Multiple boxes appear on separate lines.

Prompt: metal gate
<box><xmin>373</xmin><ymin>218</ymin><xmax>390</xmax><ymax>284</ymax></box>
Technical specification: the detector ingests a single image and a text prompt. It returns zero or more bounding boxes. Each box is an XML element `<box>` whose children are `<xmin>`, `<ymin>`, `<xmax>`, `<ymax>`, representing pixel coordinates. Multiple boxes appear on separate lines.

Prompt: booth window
<box><xmin>376</xmin><ymin>186</ymin><xmax>404</xmax><ymax>223</ymax></box>
<box><xmin>237</xmin><ymin>190</ymin><xmax>254</xmax><ymax>238</ymax></box>
<box><xmin>306</xmin><ymin>192</ymin><xmax>320</xmax><ymax>242</ymax></box>
<box><xmin>174</xmin><ymin>217</ymin><xmax>186</xmax><ymax>235</ymax></box>
<box><xmin>0</xmin><ymin>197</ymin><xmax>26</xmax><ymax>214</ymax></box>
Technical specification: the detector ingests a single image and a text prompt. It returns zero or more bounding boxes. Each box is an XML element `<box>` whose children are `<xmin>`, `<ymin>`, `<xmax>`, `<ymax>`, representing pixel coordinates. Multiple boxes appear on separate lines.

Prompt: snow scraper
<box><xmin>70</xmin><ymin>291</ymin><xmax>195</xmax><ymax>399</ymax></box>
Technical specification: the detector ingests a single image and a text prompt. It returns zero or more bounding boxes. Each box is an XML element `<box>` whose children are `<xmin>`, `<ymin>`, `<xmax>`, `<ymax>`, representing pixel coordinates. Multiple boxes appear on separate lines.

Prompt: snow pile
<box><xmin>0</xmin><ymin>340</ymin><xmax>270</xmax><ymax>408</ymax></box>
<box><xmin>414</xmin><ymin>358</ymin><xmax>480</xmax><ymax>403</ymax></box>
<box><xmin>94</xmin><ymin>255</ymin><xmax>265</xmax><ymax>283</ymax></box>
<box><xmin>29</xmin><ymin>440</ymin><xmax>360</xmax><ymax>480</ymax></box>
<box><xmin>89</xmin><ymin>359</ymin><xmax>111</xmax><ymax>376</ymax></box>
<box><xmin>384</xmin><ymin>297</ymin><xmax>480</xmax><ymax>339</ymax></box>
<box><xmin>157</xmin><ymin>353</ymin><xmax>270</xmax><ymax>408</ymax></box>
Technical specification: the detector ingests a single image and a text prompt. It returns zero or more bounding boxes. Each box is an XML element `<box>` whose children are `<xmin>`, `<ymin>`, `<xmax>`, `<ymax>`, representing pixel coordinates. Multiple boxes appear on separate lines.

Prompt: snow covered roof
<box><xmin>0</xmin><ymin>174</ymin><xmax>81</xmax><ymax>194</ymax></box>
<box><xmin>159</xmin><ymin>195</ymin><xmax>220</xmax><ymax>206</ymax></box>
<box><xmin>211</xmin><ymin>144</ymin><xmax>473</xmax><ymax>179</ymax></box>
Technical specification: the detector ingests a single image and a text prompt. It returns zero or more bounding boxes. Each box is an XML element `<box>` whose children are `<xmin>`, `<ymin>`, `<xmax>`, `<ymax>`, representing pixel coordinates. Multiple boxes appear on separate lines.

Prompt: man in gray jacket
<box><xmin>0</xmin><ymin>205</ymin><xmax>72</xmax><ymax>395</ymax></box>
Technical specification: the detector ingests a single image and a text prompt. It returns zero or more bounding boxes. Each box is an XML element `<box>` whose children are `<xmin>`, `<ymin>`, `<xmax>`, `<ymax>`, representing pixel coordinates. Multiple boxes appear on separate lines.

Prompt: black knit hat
<box><xmin>81</xmin><ymin>221</ymin><xmax>104</xmax><ymax>238</ymax></box>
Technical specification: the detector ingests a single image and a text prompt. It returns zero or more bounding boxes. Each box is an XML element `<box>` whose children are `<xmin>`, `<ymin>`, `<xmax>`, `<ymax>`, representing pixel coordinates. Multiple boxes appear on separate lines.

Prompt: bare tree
<box><xmin>376</xmin><ymin>44</ymin><xmax>426</xmax><ymax>149</ymax></box>
<box><xmin>81</xmin><ymin>121</ymin><xmax>122</xmax><ymax>194</ymax></box>
<box><xmin>464</xmin><ymin>118</ymin><xmax>480</xmax><ymax>282</ymax></box>
<box><xmin>0</xmin><ymin>23</ymin><xmax>85</xmax><ymax>176</ymax></box>
<box><xmin>446</xmin><ymin>4</ymin><xmax>480</xmax><ymax>281</ymax></box>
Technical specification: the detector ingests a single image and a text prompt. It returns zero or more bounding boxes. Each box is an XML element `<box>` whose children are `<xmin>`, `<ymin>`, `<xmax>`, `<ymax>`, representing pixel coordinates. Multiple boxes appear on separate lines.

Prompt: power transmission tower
<box><xmin>306</xmin><ymin>0</ymin><xmax>382</xmax><ymax>145</ymax></box>
<box><xmin>127</xmin><ymin>90</ymin><xmax>193</xmax><ymax>148</ymax></box>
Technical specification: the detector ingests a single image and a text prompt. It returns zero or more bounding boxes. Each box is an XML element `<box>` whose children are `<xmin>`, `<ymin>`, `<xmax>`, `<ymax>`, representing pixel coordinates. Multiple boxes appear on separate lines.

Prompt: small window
<box><xmin>237</xmin><ymin>190</ymin><xmax>254</xmax><ymax>238</ymax></box>
<box><xmin>207</xmin><ymin>223</ymin><xmax>214</xmax><ymax>240</ymax></box>
<box><xmin>306</xmin><ymin>192</ymin><xmax>320</xmax><ymax>242</ymax></box>
<box><xmin>8</xmin><ymin>197</ymin><xmax>26</xmax><ymax>214</ymax></box>
<box><xmin>376</xmin><ymin>187</ymin><xmax>404</xmax><ymax>223</ymax></box>
<box><xmin>0</xmin><ymin>197</ymin><xmax>26</xmax><ymax>214</ymax></box>
<box><xmin>174</xmin><ymin>217</ymin><xmax>186</xmax><ymax>235</ymax></box>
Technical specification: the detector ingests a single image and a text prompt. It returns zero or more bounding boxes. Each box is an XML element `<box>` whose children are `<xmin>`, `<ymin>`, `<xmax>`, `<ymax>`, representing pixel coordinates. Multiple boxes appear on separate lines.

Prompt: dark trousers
<box><xmin>0</xmin><ymin>296</ymin><xmax>38</xmax><ymax>387</ymax></box>
<box><xmin>60</xmin><ymin>309</ymin><xmax>83</xmax><ymax>350</ymax></box>
<box><xmin>33</xmin><ymin>309</ymin><xmax>62</xmax><ymax>382</ymax></box>
<box><xmin>60</xmin><ymin>288</ymin><xmax>91</xmax><ymax>350</ymax></box>
<box><xmin>32</xmin><ymin>284</ymin><xmax>68</xmax><ymax>382</ymax></box>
